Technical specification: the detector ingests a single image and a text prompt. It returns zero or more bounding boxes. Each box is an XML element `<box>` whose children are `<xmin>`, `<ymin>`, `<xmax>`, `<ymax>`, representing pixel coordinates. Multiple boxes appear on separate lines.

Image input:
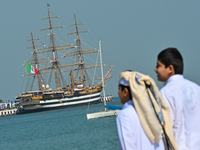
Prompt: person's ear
<box><xmin>168</xmin><ymin>65</ymin><xmax>175</xmax><ymax>75</ymax></box>
<box><xmin>123</xmin><ymin>87</ymin><xmax>129</xmax><ymax>97</ymax></box>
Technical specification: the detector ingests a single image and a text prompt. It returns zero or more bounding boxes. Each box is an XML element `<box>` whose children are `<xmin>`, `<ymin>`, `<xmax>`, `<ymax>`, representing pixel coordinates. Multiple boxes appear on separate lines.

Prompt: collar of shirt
<box><xmin>122</xmin><ymin>100</ymin><xmax>134</xmax><ymax>109</ymax></box>
<box><xmin>164</xmin><ymin>74</ymin><xmax>184</xmax><ymax>86</ymax></box>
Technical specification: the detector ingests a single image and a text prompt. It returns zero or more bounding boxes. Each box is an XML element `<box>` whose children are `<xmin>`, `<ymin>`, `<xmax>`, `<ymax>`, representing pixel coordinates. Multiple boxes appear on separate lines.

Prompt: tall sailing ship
<box><xmin>15</xmin><ymin>5</ymin><xmax>113</xmax><ymax>114</ymax></box>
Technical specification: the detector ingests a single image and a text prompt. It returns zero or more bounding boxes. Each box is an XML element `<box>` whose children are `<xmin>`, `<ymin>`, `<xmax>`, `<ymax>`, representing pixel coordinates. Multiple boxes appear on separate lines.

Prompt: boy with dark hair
<box><xmin>154</xmin><ymin>47</ymin><xmax>200</xmax><ymax>149</ymax></box>
<box><xmin>116</xmin><ymin>71</ymin><xmax>177</xmax><ymax>150</ymax></box>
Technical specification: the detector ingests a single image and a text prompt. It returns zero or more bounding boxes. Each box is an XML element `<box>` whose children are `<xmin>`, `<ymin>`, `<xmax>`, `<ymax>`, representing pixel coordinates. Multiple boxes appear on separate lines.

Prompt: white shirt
<box><xmin>116</xmin><ymin>100</ymin><xmax>164</xmax><ymax>150</ymax></box>
<box><xmin>160</xmin><ymin>74</ymin><xmax>200</xmax><ymax>150</ymax></box>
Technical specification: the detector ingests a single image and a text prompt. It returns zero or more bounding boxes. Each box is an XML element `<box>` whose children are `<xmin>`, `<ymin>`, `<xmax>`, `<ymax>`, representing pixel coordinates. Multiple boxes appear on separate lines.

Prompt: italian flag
<box><xmin>26</xmin><ymin>62</ymin><xmax>39</xmax><ymax>75</ymax></box>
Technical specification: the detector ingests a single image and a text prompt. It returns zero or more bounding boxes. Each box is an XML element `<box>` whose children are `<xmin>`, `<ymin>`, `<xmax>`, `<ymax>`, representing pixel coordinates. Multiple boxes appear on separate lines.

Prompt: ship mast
<box><xmin>30</xmin><ymin>31</ymin><xmax>42</xmax><ymax>91</ymax></box>
<box><xmin>40</xmin><ymin>4</ymin><xmax>65</xmax><ymax>90</ymax></box>
<box><xmin>99</xmin><ymin>40</ymin><xmax>107</xmax><ymax>111</ymax></box>
<box><xmin>25</xmin><ymin>30</ymin><xmax>43</xmax><ymax>91</ymax></box>
<box><xmin>68</xmin><ymin>13</ymin><xmax>90</xmax><ymax>88</ymax></box>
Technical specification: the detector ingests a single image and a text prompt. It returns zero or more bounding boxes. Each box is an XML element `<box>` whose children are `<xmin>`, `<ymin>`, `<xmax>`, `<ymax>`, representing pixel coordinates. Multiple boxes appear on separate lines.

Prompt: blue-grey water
<box><xmin>0</xmin><ymin>97</ymin><xmax>122</xmax><ymax>150</ymax></box>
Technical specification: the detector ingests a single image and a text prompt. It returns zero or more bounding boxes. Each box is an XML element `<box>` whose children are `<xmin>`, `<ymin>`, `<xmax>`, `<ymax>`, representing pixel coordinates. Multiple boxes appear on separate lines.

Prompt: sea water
<box><xmin>0</xmin><ymin>97</ymin><xmax>122</xmax><ymax>150</ymax></box>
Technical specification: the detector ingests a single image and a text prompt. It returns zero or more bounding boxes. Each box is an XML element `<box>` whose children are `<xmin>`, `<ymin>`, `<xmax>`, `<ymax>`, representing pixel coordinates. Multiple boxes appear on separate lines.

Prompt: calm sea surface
<box><xmin>0</xmin><ymin>97</ymin><xmax>122</xmax><ymax>150</ymax></box>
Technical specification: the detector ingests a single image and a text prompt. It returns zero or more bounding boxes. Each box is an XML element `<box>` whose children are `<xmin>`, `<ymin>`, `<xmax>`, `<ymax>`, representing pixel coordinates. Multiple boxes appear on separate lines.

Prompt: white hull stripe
<box><xmin>40</xmin><ymin>92</ymin><xmax>101</xmax><ymax>104</ymax></box>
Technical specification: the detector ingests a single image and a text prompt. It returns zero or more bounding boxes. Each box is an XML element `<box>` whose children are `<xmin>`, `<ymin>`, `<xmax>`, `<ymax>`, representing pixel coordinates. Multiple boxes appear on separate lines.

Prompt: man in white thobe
<box><xmin>160</xmin><ymin>75</ymin><xmax>200</xmax><ymax>149</ymax></box>
<box><xmin>117</xmin><ymin>100</ymin><xmax>165</xmax><ymax>150</ymax></box>
<box><xmin>116</xmin><ymin>77</ymin><xmax>166</xmax><ymax>150</ymax></box>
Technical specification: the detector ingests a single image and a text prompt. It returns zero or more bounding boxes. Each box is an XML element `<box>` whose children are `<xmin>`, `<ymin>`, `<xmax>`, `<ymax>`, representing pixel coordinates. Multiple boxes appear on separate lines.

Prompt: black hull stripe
<box><xmin>17</xmin><ymin>99</ymin><xmax>100</xmax><ymax>114</ymax></box>
<box><xmin>43</xmin><ymin>91</ymin><xmax>101</xmax><ymax>100</ymax></box>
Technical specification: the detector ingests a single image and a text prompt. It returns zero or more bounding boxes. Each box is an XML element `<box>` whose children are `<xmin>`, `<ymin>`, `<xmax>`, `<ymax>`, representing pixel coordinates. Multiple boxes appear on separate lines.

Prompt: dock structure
<box><xmin>87</xmin><ymin>109</ymin><xmax>120</xmax><ymax>120</ymax></box>
<box><xmin>0</xmin><ymin>109</ymin><xmax>17</xmax><ymax>117</ymax></box>
<box><xmin>100</xmin><ymin>95</ymin><xmax>113</xmax><ymax>103</ymax></box>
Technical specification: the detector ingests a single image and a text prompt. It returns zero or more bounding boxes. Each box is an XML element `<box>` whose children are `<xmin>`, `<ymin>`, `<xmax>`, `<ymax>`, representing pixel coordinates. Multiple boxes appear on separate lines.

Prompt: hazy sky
<box><xmin>1</xmin><ymin>1</ymin><xmax>200</xmax><ymax>101</ymax></box>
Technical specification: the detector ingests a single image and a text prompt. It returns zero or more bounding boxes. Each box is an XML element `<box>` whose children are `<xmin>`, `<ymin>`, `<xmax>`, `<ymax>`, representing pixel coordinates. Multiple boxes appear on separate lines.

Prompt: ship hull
<box><xmin>17</xmin><ymin>91</ymin><xmax>101</xmax><ymax>114</ymax></box>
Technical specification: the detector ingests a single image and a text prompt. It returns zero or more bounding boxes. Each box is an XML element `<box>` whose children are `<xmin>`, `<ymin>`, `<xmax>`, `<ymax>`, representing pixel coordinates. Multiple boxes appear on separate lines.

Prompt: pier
<box><xmin>100</xmin><ymin>96</ymin><xmax>113</xmax><ymax>103</ymax></box>
<box><xmin>0</xmin><ymin>109</ymin><xmax>17</xmax><ymax>117</ymax></box>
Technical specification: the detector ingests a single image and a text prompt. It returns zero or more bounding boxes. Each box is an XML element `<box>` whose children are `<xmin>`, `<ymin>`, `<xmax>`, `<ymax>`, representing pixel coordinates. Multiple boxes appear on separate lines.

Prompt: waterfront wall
<box><xmin>0</xmin><ymin>109</ymin><xmax>17</xmax><ymax>117</ymax></box>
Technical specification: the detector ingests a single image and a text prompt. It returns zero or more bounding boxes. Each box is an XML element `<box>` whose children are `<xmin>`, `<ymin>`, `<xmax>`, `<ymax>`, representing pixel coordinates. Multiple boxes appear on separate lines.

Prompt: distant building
<box><xmin>0</xmin><ymin>100</ymin><xmax>20</xmax><ymax>109</ymax></box>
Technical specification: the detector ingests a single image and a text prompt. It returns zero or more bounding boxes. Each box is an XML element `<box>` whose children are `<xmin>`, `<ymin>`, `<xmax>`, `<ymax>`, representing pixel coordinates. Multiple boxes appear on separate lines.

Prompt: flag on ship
<box><xmin>43</xmin><ymin>44</ymin><xmax>46</xmax><ymax>49</ymax></box>
<box><xmin>26</xmin><ymin>62</ymin><xmax>39</xmax><ymax>74</ymax></box>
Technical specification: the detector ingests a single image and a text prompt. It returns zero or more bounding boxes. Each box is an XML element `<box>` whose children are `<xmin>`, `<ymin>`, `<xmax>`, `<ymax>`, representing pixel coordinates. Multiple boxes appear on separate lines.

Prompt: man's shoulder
<box><xmin>164</xmin><ymin>77</ymin><xmax>200</xmax><ymax>89</ymax></box>
<box><xmin>160</xmin><ymin>83</ymin><xmax>173</xmax><ymax>93</ymax></box>
<box><xmin>120</xmin><ymin>104</ymin><xmax>135</xmax><ymax>114</ymax></box>
<box><xmin>160</xmin><ymin>77</ymin><xmax>200</xmax><ymax>95</ymax></box>
<box><xmin>184</xmin><ymin>78</ymin><xmax>200</xmax><ymax>87</ymax></box>
<box><xmin>118</xmin><ymin>103</ymin><xmax>137</xmax><ymax>118</ymax></box>
<box><xmin>117</xmin><ymin>103</ymin><xmax>141</xmax><ymax>128</ymax></box>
